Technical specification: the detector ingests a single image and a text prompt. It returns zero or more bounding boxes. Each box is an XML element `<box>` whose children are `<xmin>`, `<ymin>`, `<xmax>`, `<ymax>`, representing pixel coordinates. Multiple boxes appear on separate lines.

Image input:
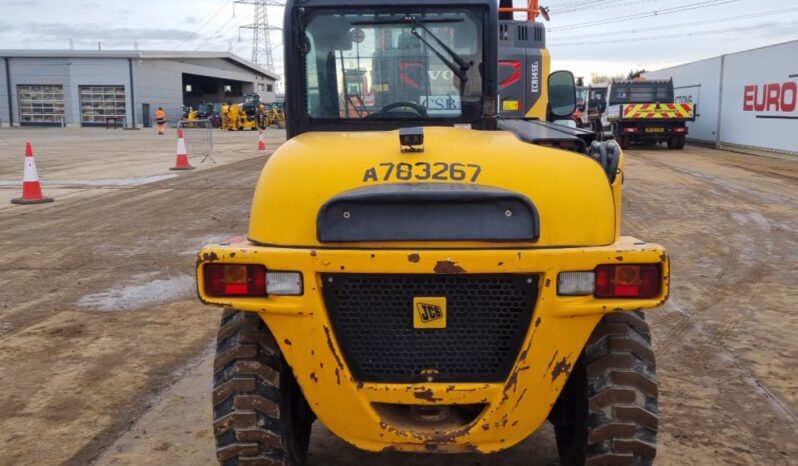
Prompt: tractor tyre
<box><xmin>551</xmin><ymin>311</ymin><xmax>657</xmax><ymax>466</ymax></box>
<box><xmin>213</xmin><ymin>310</ymin><xmax>314</xmax><ymax>466</ymax></box>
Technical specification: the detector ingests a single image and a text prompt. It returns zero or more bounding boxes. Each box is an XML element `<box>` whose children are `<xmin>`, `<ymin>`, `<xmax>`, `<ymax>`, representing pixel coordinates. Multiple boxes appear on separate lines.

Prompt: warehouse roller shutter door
<box><xmin>18</xmin><ymin>85</ymin><xmax>65</xmax><ymax>126</ymax></box>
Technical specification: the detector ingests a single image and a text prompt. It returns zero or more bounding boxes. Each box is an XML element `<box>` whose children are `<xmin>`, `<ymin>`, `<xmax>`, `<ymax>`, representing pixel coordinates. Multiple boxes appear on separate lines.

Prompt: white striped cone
<box><xmin>170</xmin><ymin>128</ymin><xmax>195</xmax><ymax>170</ymax></box>
<box><xmin>258</xmin><ymin>129</ymin><xmax>266</xmax><ymax>151</ymax></box>
<box><xmin>11</xmin><ymin>142</ymin><xmax>53</xmax><ymax>205</ymax></box>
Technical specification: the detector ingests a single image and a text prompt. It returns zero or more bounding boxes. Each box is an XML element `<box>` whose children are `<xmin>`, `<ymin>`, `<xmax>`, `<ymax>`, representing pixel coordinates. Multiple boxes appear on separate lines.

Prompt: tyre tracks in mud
<box><xmin>0</xmin><ymin>156</ymin><xmax>269</xmax><ymax>466</ymax></box>
<box><xmin>622</xmin><ymin>148</ymin><xmax>798</xmax><ymax>435</ymax></box>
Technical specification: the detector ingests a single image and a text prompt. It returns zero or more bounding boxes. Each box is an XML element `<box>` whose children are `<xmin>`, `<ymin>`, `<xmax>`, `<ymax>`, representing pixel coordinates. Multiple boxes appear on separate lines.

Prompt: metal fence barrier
<box><xmin>178</xmin><ymin>119</ymin><xmax>214</xmax><ymax>163</ymax></box>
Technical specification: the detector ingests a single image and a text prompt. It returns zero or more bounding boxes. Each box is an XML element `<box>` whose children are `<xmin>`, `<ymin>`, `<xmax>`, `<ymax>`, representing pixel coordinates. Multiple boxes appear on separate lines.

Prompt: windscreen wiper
<box><xmin>351</xmin><ymin>16</ymin><xmax>471</xmax><ymax>83</ymax></box>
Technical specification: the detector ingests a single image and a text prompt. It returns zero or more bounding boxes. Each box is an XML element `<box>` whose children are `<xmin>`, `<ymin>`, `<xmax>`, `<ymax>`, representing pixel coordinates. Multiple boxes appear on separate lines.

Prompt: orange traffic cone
<box><xmin>170</xmin><ymin>128</ymin><xmax>195</xmax><ymax>170</ymax></box>
<box><xmin>11</xmin><ymin>142</ymin><xmax>53</xmax><ymax>205</ymax></box>
<box><xmin>258</xmin><ymin>129</ymin><xmax>266</xmax><ymax>151</ymax></box>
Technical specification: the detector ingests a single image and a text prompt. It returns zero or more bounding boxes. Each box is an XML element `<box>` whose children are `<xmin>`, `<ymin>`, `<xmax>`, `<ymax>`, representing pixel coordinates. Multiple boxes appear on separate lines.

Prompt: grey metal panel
<box><xmin>0</xmin><ymin>59</ymin><xmax>8</xmax><ymax>125</ymax></box>
<box><xmin>9</xmin><ymin>58</ymin><xmax>72</xmax><ymax>125</ymax></box>
<box><xmin>0</xmin><ymin>50</ymin><xmax>279</xmax><ymax>80</ymax></box>
<box><xmin>132</xmin><ymin>59</ymin><xmax>185</xmax><ymax>126</ymax></box>
<box><xmin>68</xmin><ymin>58</ymin><xmax>131</xmax><ymax>126</ymax></box>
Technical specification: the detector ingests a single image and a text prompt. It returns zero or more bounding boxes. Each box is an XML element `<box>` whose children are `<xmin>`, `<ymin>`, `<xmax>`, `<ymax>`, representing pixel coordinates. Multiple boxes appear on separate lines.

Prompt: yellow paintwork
<box><xmin>221</xmin><ymin>103</ymin><xmax>262</xmax><ymax>131</ymax></box>
<box><xmin>249</xmin><ymin>127</ymin><xmax>616</xmax><ymax>248</ymax></box>
<box><xmin>196</xmin><ymin>238</ymin><xmax>669</xmax><ymax>453</ymax></box>
<box><xmin>195</xmin><ymin>125</ymin><xmax>669</xmax><ymax>453</ymax></box>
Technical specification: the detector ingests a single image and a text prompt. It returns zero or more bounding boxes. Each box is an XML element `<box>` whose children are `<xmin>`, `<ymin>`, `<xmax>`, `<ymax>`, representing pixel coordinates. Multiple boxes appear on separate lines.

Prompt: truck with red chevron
<box><xmin>603</xmin><ymin>79</ymin><xmax>695</xmax><ymax>150</ymax></box>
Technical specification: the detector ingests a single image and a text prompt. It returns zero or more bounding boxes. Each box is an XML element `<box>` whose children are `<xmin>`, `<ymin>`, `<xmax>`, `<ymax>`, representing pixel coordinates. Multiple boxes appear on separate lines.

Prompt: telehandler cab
<box><xmin>196</xmin><ymin>0</ymin><xmax>669</xmax><ymax>464</ymax></box>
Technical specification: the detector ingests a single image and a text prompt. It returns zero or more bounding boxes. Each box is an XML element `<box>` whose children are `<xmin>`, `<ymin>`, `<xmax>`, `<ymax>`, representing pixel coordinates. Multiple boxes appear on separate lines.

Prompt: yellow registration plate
<box><xmin>645</xmin><ymin>127</ymin><xmax>665</xmax><ymax>133</ymax></box>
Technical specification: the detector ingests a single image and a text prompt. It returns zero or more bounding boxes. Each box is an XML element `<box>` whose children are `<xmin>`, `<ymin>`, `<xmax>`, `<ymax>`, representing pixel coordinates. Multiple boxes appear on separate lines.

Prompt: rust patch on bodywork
<box><xmin>407</xmin><ymin>253</ymin><xmax>420</xmax><ymax>263</ymax></box>
<box><xmin>283</xmin><ymin>338</ymin><xmax>292</xmax><ymax>346</ymax></box>
<box><xmin>551</xmin><ymin>357</ymin><xmax>572</xmax><ymax>382</ymax></box>
<box><xmin>544</xmin><ymin>278</ymin><xmax>551</xmax><ymax>287</ymax></box>
<box><xmin>413</xmin><ymin>388</ymin><xmax>442</xmax><ymax>402</ymax></box>
<box><xmin>323</xmin><ymin>325</ymin><xmax>345</xmax><ymax>370</ymax></box>
<box><xmin>546</xmin><ymin>351</ymin><xmax>559</xmax><ymax>372</ymax></box>
<box><xmin>310</xmin><ymin>372</ymin><xmax>319</xmax><ymax>383</ymax></box>
<box><xmin>310</xmin><ymin>250</ymin><xmax>317</xmax><ymax>257</ymax></box>
<box><xmin>433</xmin><ymin>260</ymin><xmax>466</xmax><ymax>274</ymax></box>
<box><xmin>513</xmin><ymin>388</ymin><xmax>528</xmax><ymax>411</ymax></box>
<box><xmin>335</xmin><ymin>368</ymin><xmax>341</xmax><ymax>385</ymax></box>
<box><xmin>615</xmin><ymin>255</ymin><xmax>623</xmax><ymax>261</ymax></box>
<box><xmin>202</xmin><ymin>251</ymin><xmax>219</xmax><ymax>262</ymax></box>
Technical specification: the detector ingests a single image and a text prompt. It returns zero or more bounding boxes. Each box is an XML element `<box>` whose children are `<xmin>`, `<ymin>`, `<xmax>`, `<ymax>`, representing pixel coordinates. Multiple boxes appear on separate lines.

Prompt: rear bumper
<box><xmin>614</xmin><ymin>121</ymin><xmax>689</xmax><ymax>139</ymax></box>
<box><xmin>196</xmin><ymin>237</ymin><xmax>669</xmax><ymax>453</ymax></box>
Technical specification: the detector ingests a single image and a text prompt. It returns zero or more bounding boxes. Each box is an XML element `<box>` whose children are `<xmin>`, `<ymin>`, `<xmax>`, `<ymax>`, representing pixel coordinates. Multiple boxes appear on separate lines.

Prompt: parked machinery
<box><xmin>604</xmin><ymin>79</ymin><xmax>695</xmax><ymax>149</ymax></box>
<box><xmin>582</xmin><ymin>83</ymin><xmax>608</xmax><ymax>133</ymax></box>
<box><xmin>197</xmin><ymin>102</ymin><xmax>222</xmax><ymax>128</ymax></box>
<box><xmin>221</xmin><ymin>93</ymin><xmax>267</xmax><ymax>131</ymax></box>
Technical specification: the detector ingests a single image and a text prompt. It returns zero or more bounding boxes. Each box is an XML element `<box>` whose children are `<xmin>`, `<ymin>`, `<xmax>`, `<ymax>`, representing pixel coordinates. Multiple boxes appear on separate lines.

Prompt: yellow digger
<box><xmin>196</xmin><ymin>0</ymin><xmax>669</xmax><ymax>464</ymax></box>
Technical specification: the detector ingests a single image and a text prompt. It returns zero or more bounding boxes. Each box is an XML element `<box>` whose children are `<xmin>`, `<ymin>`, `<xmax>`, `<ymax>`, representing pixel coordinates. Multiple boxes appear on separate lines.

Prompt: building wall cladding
<box><xmin>8</xmin><ymin>58</ymin><xmax>73</xmax><ymax>126</ymax></box>
<box><xmin>0</xmin><ymin>58</ymin><xmax>8</xmax><ymax>125</ymax></box>
<box><xmin>132</xmin><ymin>58</ymin><xmax>275</xmax><ymax>126</ymax></box>
<box><xmin>645</xmin><ymin>40</ymin><xmax>798</xmax><ymax>156</ymax></box>
<box><xmin>0</xmin><ymin>53</ymin><xmax>276</xmax><ymax>127</ymax></box>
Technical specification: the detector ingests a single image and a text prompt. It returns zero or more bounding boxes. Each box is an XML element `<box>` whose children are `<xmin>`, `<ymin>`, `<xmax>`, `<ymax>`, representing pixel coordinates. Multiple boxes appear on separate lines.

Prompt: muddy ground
<box><xmin>0</xmin><ymin>128</ymin><xmax>796</xmax><ymax>466</ymax></box>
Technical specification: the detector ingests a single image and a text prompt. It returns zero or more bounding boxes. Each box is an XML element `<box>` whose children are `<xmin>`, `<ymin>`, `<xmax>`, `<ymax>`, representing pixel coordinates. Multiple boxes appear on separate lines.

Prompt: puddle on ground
<box><xmin>78</xmin><ymin>272</ymin><xmax>195</xmax><ymax>311</ymax></box>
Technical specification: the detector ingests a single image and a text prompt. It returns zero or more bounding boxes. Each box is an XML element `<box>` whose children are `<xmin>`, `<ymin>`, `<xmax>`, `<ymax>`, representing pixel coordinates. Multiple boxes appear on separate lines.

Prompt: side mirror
<box><xmin>548</xmin><ymin>70</ymin><xmax>577</xmax><ymax>120</ymax></box>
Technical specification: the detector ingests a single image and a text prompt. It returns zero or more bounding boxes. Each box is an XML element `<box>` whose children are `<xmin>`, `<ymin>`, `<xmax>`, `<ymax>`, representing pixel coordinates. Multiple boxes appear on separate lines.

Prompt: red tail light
<box><xmin>205</xmin><ymin>264</ymin><xmax>267</xmax><ymax>297</ymax></box>
<box><xmin>595</xmin><ymin>264</ymin><xmax>660</xmax><ymax>298</ymax></box>
<box><xmin>623</xmin><ymin>127</ymin><xmax>638</xmax><ymax>133</ymax></box>
<box><xmin>674</xmin><ymin>127</ymin><xmax>687</xmax><ymax>133</ymax></box>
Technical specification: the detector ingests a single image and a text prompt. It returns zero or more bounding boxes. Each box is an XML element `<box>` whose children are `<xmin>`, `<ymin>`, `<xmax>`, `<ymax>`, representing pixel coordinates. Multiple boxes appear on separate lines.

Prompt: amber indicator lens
<box><xmin>205</xmin><ymin>263</ymin><xmax>267</xmax><ymax>297</ymax></box>
<box><xmin>595</xmin><ymin>264</ymin><xmax>660</xmax><ymax>298</ymax></box>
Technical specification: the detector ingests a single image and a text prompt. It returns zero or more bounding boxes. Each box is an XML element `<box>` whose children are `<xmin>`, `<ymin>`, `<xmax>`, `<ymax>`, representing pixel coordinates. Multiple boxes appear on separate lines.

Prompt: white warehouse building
<box><xmin>0</xmin><ymin>50</ymin><xmax>279</xmax><ymax>128</ymax></box>
<box><xmin>644</xmin><ymin>39</ymin><xmax>798</xmax><ymax>157</ymax></box>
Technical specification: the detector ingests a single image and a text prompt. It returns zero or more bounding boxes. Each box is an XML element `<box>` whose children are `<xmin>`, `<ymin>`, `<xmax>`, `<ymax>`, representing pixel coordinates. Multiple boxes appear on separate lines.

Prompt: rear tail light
<box><xmin>557</xmin><ymin>265</ymin><xmax>661</xmax><ymax>298</ymax></box>
<box><xmin>595</xmin><ymin>264</ymin><xmax>660</xmax><ymax>298</ymax></box>
<box><xmin>623</xmin><ymin>127</ymin><xmax>638</xmax><ymax>133</ymax></box>
<box><xmin>674</xmin><ymin>127</ymin><xmax>687</xmax><ymax>133</ymax></box>
<box><xmin>205</xmin><ymin>264</ymin><xmax>266</xmax><ymax>296</ymax></box>
<box><xmin>204</xmin><ymin>264</ymin><xmax>304</xmax><ymax>297</ymax></box>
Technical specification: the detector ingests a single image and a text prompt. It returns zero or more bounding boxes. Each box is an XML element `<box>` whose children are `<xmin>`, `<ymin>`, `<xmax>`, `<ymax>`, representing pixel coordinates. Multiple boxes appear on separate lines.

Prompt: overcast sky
<box><xmin>2</xmin><ymin>0</ymin><xmax>797</xmax><ymax>84</ymax></box>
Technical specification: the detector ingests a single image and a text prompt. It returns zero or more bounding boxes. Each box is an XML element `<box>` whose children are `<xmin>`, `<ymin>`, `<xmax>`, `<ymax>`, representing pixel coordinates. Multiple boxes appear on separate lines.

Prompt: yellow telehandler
<box><xmin>196</xmin><ymin>1</ymin><xmax>668</xmax><ymax>464</ymax></box>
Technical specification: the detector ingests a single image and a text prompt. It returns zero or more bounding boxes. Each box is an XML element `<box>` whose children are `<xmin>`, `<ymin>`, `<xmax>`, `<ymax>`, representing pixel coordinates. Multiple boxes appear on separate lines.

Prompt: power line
<box><xmin>172</xmin><ymin>0</ymin><xmax>234</xmax><ymax>50</ymax></box>
<box><xmin>554</xmin><ymin>0</ymin><xmax>670</xmax><ymax>15</ymax></box>
<box><xmin>549</xmin><ymin>19</ymin><xmax>798</xmax><ymax>46</ymax></box>
<box><xmin>550</xmin><ymin>6</ymin><xmax>798</xmax><ymax>40</ymax></box>
<box><xmin>192</xmin><ymin>15</ymin><xmax>239</xmax><ymax>50</ymax></box>
<box><xmin>548</xmin><ymin>0</ymin><xmax>739</xmax><ymax>32</ymax></box>
<box><xmin>552</xmin><ymin>0</ymin><xmax>654</xmax><ymax>14</ymax></box>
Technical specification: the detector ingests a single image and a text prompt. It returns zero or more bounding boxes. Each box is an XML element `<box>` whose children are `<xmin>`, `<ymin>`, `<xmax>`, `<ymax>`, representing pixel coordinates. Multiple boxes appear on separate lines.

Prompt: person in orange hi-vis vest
<box><xmin>155</xmin><ymin>107</ymin><xmax>167</xmax><ymax>135</ymax></box>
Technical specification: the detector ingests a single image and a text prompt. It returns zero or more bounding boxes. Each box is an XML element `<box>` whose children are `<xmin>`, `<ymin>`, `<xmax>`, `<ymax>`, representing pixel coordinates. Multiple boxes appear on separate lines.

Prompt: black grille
<box><xmin>321</xmin><ymin>274</ymin><xmax>538</xmax><ymax>383</ymax></box>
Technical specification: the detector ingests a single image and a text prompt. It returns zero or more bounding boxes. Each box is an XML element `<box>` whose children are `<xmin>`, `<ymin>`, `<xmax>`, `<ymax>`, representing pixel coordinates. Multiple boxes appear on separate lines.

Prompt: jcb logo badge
<box><xmin>413</xmin><ymin>297</ymin><xmax>447</xmax><ymax>329</ymax></box>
